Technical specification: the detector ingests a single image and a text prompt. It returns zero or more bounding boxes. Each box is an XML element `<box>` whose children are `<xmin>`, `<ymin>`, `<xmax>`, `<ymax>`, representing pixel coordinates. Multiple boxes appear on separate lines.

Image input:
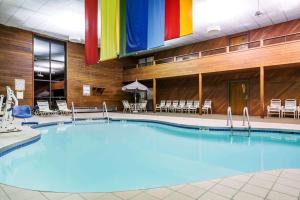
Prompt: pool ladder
<box><xmin>227</xmin><ymin>106</ymin><xmax>251</xmax><ymax>137</ymax></box>
<box><xmin>71</xmin><ymin>102</ymin><xmax>76</xmax><ymax>122</ymax></box>
<box><xmin>103</xmin><ymin>101</ymin><xmax>109</xmax><ymax>123</ymax></box>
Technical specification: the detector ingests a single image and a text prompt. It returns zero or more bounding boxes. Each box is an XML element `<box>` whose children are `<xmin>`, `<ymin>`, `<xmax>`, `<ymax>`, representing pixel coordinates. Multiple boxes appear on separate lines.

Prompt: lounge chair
<box><xmin>162</xmin><ymin>100</ymin><xmax>172</xmax><ymax>112</ymax></box>
<box><xmin>282</xmin><ymin>99</ymin><xmax>297</xmax><ymax>118</ymax></box>
<box><xmin>190</xmin><ymin>100</ymin><xmax>199</xmax><ymax>114</ymax></box>
<box><xmin>267</xmin><ymin>99</ymin><xmax>282</xmax><ymax>118</ymax></box>
<box><xmin>36</xmin><ymin>100</ymin><xmax>57</xmax><ymax>116</ymax></box>
<box><xmin>140</xmin><ymin>100</ymin><xmax>147</xmax><ymax>112</ymax></box>
<box><xmin>156</xmin><ymin>100</ymin><xmax>165</xmax><ymax>112</ymax></box>
<box><xmin>122</xmin><ymin>100</ymin><xmax>132</xmax><ymax>113</ymax></box>
<box><xmin>184</xmin><ymin>100</ymin><xmax>193</xmax><ymax>113</ymax></box>
<box><xmin>56</xmin><ymin>100</ymin><xmax>72</xmax><ymax>115</ymax></box>
<box><xmin>170</xmin><ymin>100</ymin><xmax>179</xmax><ymax>112</ymax></box>
<box><xmin>176</xmin><ymin>100</ymin><xmax>186</xmax><ymax>112</ymax></box>
<box><xmin>202</xmin><ymin>99</ymin><xmax>212</xmax><ymax>114</ymax></box>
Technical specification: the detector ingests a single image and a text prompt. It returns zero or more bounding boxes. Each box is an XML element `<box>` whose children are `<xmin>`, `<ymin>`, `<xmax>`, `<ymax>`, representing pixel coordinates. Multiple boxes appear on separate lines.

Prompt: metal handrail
<box><xmin>226</xmin><ymin>107</ymin><xmax>233</xmax><ymax>129</ymax></box>
<box><xmin>103</xmin><ymin>101</ymin><xmax>109</xmax><ymax>123</ymax></box>
<box><xmin>71</xmin><ymin>102</ymin><xmax>76</xmax><ymax>122</ymax></box>
<box><xmin>242</xmin><ymin>107</ymin><xmax>251</xmax><ymax>128</ymax></box>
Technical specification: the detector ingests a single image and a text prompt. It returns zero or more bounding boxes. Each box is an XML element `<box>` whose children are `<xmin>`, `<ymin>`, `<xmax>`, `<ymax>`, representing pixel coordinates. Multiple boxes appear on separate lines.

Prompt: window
<box><xmin>34</xmin><ymin>36</ymin><xmax>66</xmax><ymax>108</ymax></box>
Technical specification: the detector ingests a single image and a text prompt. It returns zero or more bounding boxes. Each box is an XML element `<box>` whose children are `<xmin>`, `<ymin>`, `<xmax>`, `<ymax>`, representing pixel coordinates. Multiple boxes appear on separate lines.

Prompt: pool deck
<box><xmin>1</xmin><ymin>112</ymin><xmax>300</xmax><ymax>200</ymax></box>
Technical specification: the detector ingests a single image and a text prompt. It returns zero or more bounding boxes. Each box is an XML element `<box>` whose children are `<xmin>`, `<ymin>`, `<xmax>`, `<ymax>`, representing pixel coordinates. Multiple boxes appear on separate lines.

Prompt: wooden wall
<box><xmin>154</xmin><ymin>66</ymin><xmax>300</xmax><ymax>116</ymax></box>
<box><xmin>0</xmin><ymin>25</ymin><xmax>33</xmax><ymax>106</ymax></box>
<box><xmin>66</xmin><ymin>42</ymin><xmax>132</xmax><ymax>109</ymax></box>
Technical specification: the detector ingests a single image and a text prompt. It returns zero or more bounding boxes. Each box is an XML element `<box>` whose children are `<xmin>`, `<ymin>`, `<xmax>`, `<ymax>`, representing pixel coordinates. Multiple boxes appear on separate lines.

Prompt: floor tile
<box><xmin>266</xmin><ymin>191</ymin><xmax>298</xmax><ymax>200</ymax></box>
<box><xmin>42</xmin><ymin>192</ymin><xmax>71</xmax><ymax>200</ymax></box>
<box><xmin>233</xmin><ymin>191</ymin><xmax>263</xmax><ymax>200</ymax></box>
<box><xmin>163</xmin><ymin>191</ymin><xmax>193</xmax><ymax>200</ymax></box>
<box><xmin>167</xmin><ymin>184</ymin><xmax>185</xmax><ymax>191</ymax></box>
<box><xmin>241</xmin><ymin>183</ymin><xmax>269</xmax><ymax>198</ymax></box>
<box><xmin>253</xmin><ymin>173</ymin><xmax>277</xmax><ymax>182</ymax></box>
<box><xmin>248</xmin><ymin>177</ymin><xmax>274</xmax><ymax>189</ymax></box>
<box><xmin>277</xmin><ymin>177</ymin><xmax>300</xmax><ymax>190</ymax></box>
<box><xmin>94</xmin><ymin>193</ymin><xmax>122</xmax><ymax>200</ymax></box>
<box><xmin>145</xmin><ymin>188</ymin><xmax>173</xmax><ymax>199</ymax></box>
<box><xmin>272</xmin><ymin>183</ymin><xmax>300</xmax><ymax>197</ymax></box>
<box><xmin>62</xmin><ymin>194</ymin><xmax>85</xmax><ymax>200</ymax></box>
<box><xmin>114</xmin><ymin>190</ymin><xmax>143</xmax><ymax>200</ymax></box>
<box><xmin>228</xmin><ymin>174</ymin><xmax>252</xmax><ymax>183</ymax></box>
<box><xmin>264</xmin><ymin>170</ymin><xmax>282</xmax><ymax>177</ymax></box>
<box><xmin>177</xmin><ymin>184</ymin><xmax>205</xmax><ymax>199</ymax></box>
<box><xmin>130</xmin><ymin>192</ymin><xmax>158</xmax><ymax>200</ymax></box>
<box><xmin>219</xmin><ymin>178</ymin><xmax>245</xmax><ymax>190</ymax></box>
<box><xmin>190</xmin><ymin>181</ymin><xmax>216</xmax><ymax>190</ymax></box>
<box><xmin>209</xmin><ymin>184</ymin><xmax>237</xmax><ymax>199</ymax></box>
<box><xmin>79</xmin><ymin>193</ymin><xmax>105</xmax><ymax>200</ymax></box>
<box><xmin>198</xmin><ymin>191</ymin><xmax>229</xmax><ymax>200</ymax></box>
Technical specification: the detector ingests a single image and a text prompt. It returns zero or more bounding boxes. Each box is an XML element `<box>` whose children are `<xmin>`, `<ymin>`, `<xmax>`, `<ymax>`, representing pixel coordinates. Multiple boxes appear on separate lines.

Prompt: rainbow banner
<box><xmin>85</xmin><ymin>0</ymin><xmax>193</xmax><ymax>62</ymax></box>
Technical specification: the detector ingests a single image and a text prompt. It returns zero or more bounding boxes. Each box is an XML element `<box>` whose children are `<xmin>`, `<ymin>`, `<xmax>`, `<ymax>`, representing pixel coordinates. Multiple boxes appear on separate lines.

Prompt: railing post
<box><xmin>260</xmin><ymin>39</ymin><xmax>264</xmax><ymax>47</ymax></box>
<box><xmin>260</xmin><ymin>66</ymin><xmax>265</xmax><ymax>118</ymax></box>
<box><xmin>173</xmin><ymin>57</ymin><xmax>176</xmax><ymax>62</ymax></box>
<box><xmin>226</xmin><ymin>46</ymin><xmax>230</xmax><ymax>53</ymax></box>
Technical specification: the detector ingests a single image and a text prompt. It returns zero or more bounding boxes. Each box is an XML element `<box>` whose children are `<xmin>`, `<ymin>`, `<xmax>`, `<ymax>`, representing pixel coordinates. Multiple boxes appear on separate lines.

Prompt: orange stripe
<box><xmin>180</xmin><ymin>0</ymin><xmax>193</xmax><ymax>37</ymax></box>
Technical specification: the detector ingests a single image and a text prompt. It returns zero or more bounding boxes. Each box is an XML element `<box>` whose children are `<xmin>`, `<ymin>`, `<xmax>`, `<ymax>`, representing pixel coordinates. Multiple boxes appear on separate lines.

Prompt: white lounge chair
<box><xmin>156</xmin><ymin>100</ymin><xmax>165</xmax><ymax>112</ymax></box>
<box><xmin>162</xmin><ymin>100</ymin><xmax>172</xmax><ymax>112</ymax></box>
<box><xmin>282</xmin><ymin>99</ymin><xmax>297</xmax><ymax>119</ymax></box>
<box><xmin>140</xmin><ymin>100</ymin><xmax>147</xmax><ymax>112</ymax></box>
<box><xmin>170</xmin><ymin>100</ymin><xmax>179</xmax><ymax>112</ymax></box>
<box><xmin>36</xmin><ymin>100</ymin><xmax>57</xmax><ymax>116</ymax></box>
<box><xmin>56</xmin><ymin>100</ymin><xmax>71</xmax><ymax>115</ymax></box>
<box><xmin>202</xmin><ymin>99</ymin><xmax>212</xmax><ymax>114</ymax></box>
<box><xmin>189</xmin><ymin>100</ymin><xmax>199</xmax><ymax>114</ymax></box>
<box><xmin>176</xmin><ymin>100</ymin><xmax>186</xmax><ymax>112</ymax></box>
<box><xmin>267</xmin><ymin>99</ymin><xmax>282</xmax><ymax>118</ymax></box>
<box><xmin>184</xmin><ymin>100</ymin><xmax>193</xmax><ymax>113</ymax></box>
<box><xmin>122</xmin><ymin>100</ymin><xmax>132</xmax><ymax>113</ymax></box>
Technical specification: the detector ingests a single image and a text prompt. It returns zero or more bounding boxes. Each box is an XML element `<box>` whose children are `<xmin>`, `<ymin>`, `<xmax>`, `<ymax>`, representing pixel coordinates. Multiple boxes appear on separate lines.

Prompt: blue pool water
<box><xmin>0</xmin><ymin>121</ymin><xmax>300</xmax><ymax>192</ymax></box>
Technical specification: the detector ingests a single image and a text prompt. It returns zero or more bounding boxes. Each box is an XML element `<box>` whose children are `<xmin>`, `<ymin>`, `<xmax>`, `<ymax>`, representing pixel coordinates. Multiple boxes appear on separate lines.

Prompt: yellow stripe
<box><xmin>100</xmin><ymin>0</ymin><xmax>119</xmax><ymax>61</ymax></box>
<box><xmin>180</xmin><ymin>0</ymin><xmax>193</xmax><ymax>37</ymax></box>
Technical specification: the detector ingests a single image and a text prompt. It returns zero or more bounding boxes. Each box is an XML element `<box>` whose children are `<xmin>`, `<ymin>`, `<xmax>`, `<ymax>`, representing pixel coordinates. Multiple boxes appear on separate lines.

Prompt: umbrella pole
<box><xmin>134</xmin><ymin>91</ymin><xmax>137</xmax><ymax>112</ymax></box>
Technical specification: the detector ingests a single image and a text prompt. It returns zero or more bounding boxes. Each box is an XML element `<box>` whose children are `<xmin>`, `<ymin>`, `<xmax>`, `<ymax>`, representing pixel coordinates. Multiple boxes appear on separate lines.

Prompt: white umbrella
<box><xmin>122</xmin><ymin>80</ymin><xmax>148</xmax><ymax>112</ymax></box>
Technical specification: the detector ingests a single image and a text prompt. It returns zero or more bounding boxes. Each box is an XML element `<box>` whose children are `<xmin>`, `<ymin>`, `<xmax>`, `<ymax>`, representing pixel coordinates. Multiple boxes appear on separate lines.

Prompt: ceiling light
<box><xmin>207</xmin><ymin>25</ymin><xmax>221</xmax><ymax>35</ymax></box>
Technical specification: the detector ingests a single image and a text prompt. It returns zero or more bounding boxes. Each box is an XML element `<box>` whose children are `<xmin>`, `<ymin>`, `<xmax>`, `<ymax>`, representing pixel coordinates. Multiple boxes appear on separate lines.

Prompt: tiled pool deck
<box><xmin>1</xmin><ymin>112</ymin><xmax>300</xmax><ymax>200</ymax></box>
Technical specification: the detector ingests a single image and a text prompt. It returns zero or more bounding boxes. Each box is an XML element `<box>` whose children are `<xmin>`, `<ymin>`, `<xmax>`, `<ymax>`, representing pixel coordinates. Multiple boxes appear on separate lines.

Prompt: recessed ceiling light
<box><xmin>207</xmin><ymin>25</ymin><xmax>221</xmax><ymax>35</ymax></box>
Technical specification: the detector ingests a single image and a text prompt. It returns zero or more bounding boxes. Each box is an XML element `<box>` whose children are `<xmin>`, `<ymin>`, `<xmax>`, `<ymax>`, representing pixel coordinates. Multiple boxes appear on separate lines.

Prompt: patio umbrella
<box><xmin>122</xmin><ymin>80</ymin><xmax>148</xmax><ymax>112</ymax></box>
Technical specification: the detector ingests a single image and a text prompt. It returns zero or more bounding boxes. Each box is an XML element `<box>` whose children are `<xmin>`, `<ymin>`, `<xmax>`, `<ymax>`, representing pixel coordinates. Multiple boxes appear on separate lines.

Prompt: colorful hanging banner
<box><xmin>85</xmin><ymin>0</ymin><xmax>98</xmax><ymax>65</ymax></box>
<box><xmin>180</xmin><ymin>0</ymin><xmax>193</xmax><ymax>36</ymax></box>
<box><xmin>119</xmin><ymin>0</ymin><xmax>127</xmax><ymax>57</ymax></box>
<box><xmin>100</xmin><ymin>0</ymin><xmax>120</xmax><ymax>61</ymax></box>
<box><xmin>126</xmin><ymin>0</ymin><xmax>148</xmax><ymax>53</ymax></box>
<box><xmin>147</xmin><ymin>0</ymin><xmax>165</xmax><ymax>49</ymax></box>
<box><xmin>164</xmin><ymin>0</ymin><xmax>180</xmax><ymax>40</ymax></box>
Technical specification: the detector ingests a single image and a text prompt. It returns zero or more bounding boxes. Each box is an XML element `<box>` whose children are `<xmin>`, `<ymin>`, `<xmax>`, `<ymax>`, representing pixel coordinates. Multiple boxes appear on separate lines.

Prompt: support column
<box><xmin>198</xmin><ymin>73</ymin><xmax>202</xmax><ymax>115</ymax></box>
<box><xmin>153</xmin><ymin>78</ymin><xmax>156</xmax><ymax>113</ymax></box>
<box><xmin>260</xmin><ymin>66</ymin><xmax>265</xmax><ymax>118</ymax></box>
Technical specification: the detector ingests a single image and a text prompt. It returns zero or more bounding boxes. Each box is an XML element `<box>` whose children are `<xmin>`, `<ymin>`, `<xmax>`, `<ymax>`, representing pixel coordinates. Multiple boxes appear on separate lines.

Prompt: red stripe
<box><xmin>85</xmin><ymin>0</ymin><xmax>98</xmax><ymax>65</ymax></box>
<box><xmin>164</xmin><ymin>0</ymin><xmax>180</xmax><ymax>40</ymax></box>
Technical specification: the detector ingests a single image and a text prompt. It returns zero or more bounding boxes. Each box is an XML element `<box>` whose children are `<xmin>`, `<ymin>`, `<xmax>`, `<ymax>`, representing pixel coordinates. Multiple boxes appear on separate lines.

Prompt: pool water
<box><xmin>0</xmin><ymin>121</ymin><xmax>300</xmax><ymax>192</ymax></box>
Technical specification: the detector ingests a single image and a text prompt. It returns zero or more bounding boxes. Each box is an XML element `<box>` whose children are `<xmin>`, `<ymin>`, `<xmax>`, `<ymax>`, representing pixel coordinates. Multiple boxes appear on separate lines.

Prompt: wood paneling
<box><xmin>0</xmin><ymin>25</ymin><xmax>33</xmax><ymax>106</ymax></box>
<box><xmin>66</xmin><ymin>42</ymin><xmax>131</xmax><ymax>109</ymax></box>
<box><xmin>124</xmin><ymin>40</ymin><xmax>300</xmax><ymax>82</ymax></box>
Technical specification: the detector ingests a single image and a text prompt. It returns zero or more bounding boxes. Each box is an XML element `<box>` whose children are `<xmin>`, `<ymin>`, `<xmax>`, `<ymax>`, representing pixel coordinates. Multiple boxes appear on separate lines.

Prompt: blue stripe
<box><xmin>147</xmin><ymin>0</ymin><xmax>165</xmax><ymax>49</ymax></box>
<box><xmin>126</xmin><ymin>0</ymin><xmax>148</xmax><ymax>53</ymax></box>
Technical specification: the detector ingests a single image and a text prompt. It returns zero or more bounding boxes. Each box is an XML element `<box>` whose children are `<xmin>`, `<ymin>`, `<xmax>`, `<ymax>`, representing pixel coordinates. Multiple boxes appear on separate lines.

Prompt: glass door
<box><xmin>34</xmin><ymin>36</ymin><xmax>66</xmax><ymax>108</ymax></box>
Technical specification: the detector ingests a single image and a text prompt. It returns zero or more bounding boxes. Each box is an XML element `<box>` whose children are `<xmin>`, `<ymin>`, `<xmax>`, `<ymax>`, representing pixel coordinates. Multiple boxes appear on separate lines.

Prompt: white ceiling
<box><xmin>0</xmin><ymin>0</ymin><xmax>300</xmax><ymax>54</ymax></box>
